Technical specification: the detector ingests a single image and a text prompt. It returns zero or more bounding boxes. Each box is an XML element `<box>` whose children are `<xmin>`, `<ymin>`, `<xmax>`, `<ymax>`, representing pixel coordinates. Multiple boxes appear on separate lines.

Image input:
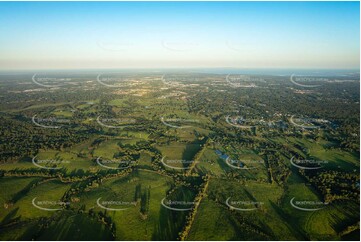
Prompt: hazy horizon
<box><xmin>0</xmin><ymin>1</ymin><xmax>360</xmax><ymax>70</ymax></box>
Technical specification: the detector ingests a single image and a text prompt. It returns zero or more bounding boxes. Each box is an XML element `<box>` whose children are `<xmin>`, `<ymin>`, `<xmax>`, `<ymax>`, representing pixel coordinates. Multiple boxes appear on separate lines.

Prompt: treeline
<box><xmin>300</xmin><ymin>169</ymin><xmax>360</xmax><ymax>203</ymax></box>
<box><xmin>0</xmin><ymin>115</ymin><xmax>98</xmax><ymax>161</ymax></box>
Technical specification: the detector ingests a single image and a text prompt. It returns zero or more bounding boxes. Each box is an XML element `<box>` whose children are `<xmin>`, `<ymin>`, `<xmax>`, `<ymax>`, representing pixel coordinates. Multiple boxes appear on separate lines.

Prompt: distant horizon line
<box><xmin>0</xmin><ymin>67</ymin><xmax>359</xmax><ymax>72</ymax></box>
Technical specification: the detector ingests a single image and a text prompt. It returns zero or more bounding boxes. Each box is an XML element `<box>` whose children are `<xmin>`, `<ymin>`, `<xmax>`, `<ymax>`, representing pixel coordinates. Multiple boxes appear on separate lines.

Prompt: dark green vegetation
<box><xmin>0</xmin><ymin>71</ymin><xmax>359</xmax><ymax>240</ymax></box>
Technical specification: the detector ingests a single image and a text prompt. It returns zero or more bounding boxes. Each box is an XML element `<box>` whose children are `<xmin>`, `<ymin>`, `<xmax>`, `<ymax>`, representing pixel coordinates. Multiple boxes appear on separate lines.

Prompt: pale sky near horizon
<box><xmin>0</xmin><ymin>1</ymin><xmax>359</xmax><ymax>70</ymax></box>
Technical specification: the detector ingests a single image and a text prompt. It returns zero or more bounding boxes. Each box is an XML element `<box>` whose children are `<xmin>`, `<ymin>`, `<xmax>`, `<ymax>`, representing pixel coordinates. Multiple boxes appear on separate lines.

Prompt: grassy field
<box><xmin>35</xmin><ymin>149</ymin><xmax>93</xmax><ymax>172</ymax></box>
<box><xmin>279</xmin><ymin>172</ymin><xmax>360</xmax><ymax>240</ymax></box>
<box><xmin>271</xmin><ymin>137</ymin><xmax>359</xmax><ymax>171</ymax></box>
<box><xmin>194</xmin><ymin>147</ymin><xmax>227</xmax><ymax>176</ymax></box>
<box><xmin>0</xmin><ymin>177</ymin><xmax>41</xmax><ymax>221</ymax></box>
<box><xmin>187</xmin><ymin>197</ymin><xmax>241</xmax><ymax>240</ymax></box>
<box><xmin>36</xmin><ymin>211</ymin><xmax>113</xmax><ymax>240</ymax></box>
<box><xmin>92</xmin><ymin>139</ymin><xmax>121</xmax><ymax>159</ymax></box>
<box><xmin>188</xmin><ymin>178</ymin><xmax>296</xmax><ymax>240</ymax></box>
<box><xmin>0</xmin><ymin>75</ymin><xmax>358</xmax><ymax>241</ymax></box>
<box><xmin>72</xmin><ymin>169</ymin><xmax>183</xmax><ymax>240</ymax></box>
<box><xmin>11</xmin><ymin>180</ymin><xmax>71</xmax><ymax>220</ymax></box>
<box><xmin>0</xmin><ymin>220</ymin><xmax>39</xmax><ymax>240</ymax></box>
<box><xmin>194</xmin><ymin>145</ymin><xmax>269</xmax><ymax>181</ymax></box>
<box><xmin>0</xmin><ymin>211</ymin><xmax>113</xmax><ymax>241</ymax></box>
<box><xmin>156</xmin><ymin>142</ymin><xmax>202</xmax><ymax>170</ymax></box>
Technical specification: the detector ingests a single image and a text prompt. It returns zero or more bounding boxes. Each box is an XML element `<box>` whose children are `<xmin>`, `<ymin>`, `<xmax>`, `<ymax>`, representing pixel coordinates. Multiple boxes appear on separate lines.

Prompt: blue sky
<box><xmin>0</xmin><ymin>1</ymin><xmax>359</xmax><ymax>70</ymax></box>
